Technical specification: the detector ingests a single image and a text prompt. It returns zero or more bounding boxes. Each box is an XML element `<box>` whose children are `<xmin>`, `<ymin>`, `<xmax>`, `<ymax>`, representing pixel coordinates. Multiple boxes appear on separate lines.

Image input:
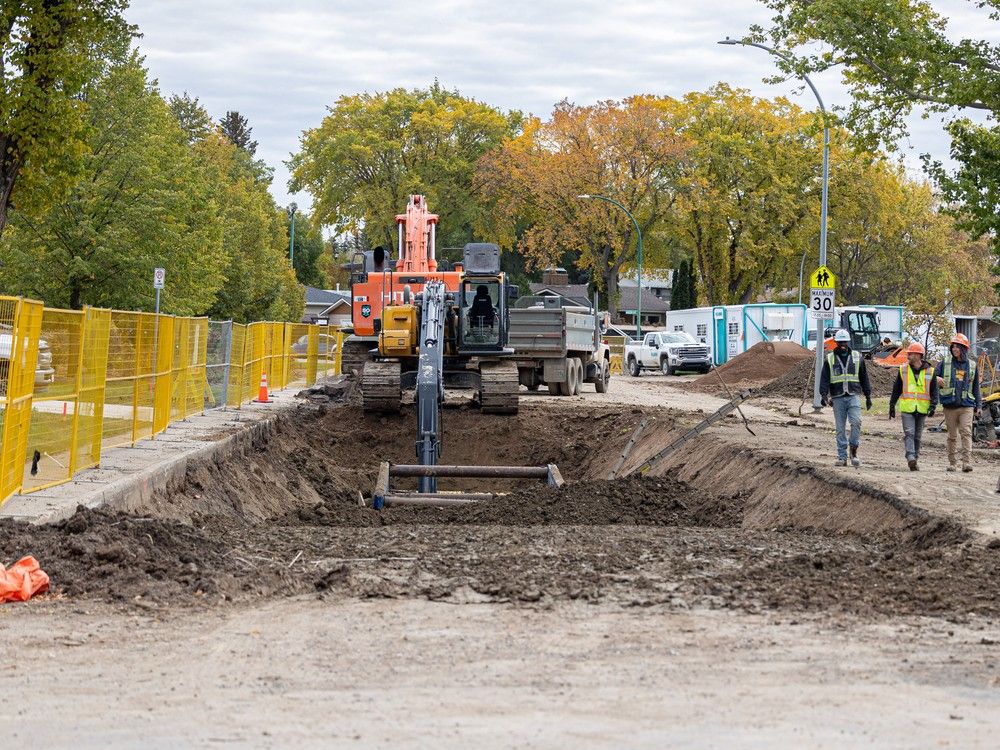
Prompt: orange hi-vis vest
<box><xmin>898</xmin><ymin>364</ymin><xmax>932</xmax><ymax>414</ymax></box>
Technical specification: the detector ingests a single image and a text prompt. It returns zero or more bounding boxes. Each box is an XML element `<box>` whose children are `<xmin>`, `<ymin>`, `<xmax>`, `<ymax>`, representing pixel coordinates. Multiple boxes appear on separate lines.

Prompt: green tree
<box><xmin>168</xmin><ymin>92</ymin><xmax>214</xmax><ymax>145</ymax></box>
<box><xmin>219</xmin><ymin>110</ymin><xmax>258</xmax><ymax>156</ymax></box>
<box><xmin>0</xmin><ymin>55</ymin><xmax>225</xmax><ymax>313</ymax></box>
<box><xmin>288</xmin><ymin>209</ymin><xmax>328</xmax><ymax>287</ymax></box>
<box><xmin>198</xmin><ymin>132</ymin><xmax>302</xmax><ymax>322</ymax></box>
<box><xmin>754</xmin><ymin>0</ymin><xmax>1000</xmax><ymax>262</ymax></box>
<box><xmin>0</xmin><ymin>0</ymin><xmax>133</xmax><ymax>235</ymax></box>
<box><xmin>289</xmin><ymin>82</ymin><xmax>522</xmax><ymax>252</ymax></box>
<box><xmin>684</xmin><ymin>260</ymin><xmax>697</xmax><ymax>309</ymax></box>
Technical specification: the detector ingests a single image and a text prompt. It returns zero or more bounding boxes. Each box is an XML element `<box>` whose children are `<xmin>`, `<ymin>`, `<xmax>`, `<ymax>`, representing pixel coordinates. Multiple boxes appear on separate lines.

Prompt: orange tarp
<box><xmin>0</xmin><ymin>556</ymin><xmax>50</xmax><ymax>603</ymax></box>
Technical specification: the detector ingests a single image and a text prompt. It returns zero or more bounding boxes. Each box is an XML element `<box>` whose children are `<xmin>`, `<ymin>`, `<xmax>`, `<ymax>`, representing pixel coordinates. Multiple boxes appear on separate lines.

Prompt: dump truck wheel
<box><xmin>595</xmin><ymin>359</ymin><xmax>610</xmax><ymax>393</ymax></box>
<box><xmin>571</xmin><ymin>358</ymin><xmax>583</xmax><ymax>395</ymax></box>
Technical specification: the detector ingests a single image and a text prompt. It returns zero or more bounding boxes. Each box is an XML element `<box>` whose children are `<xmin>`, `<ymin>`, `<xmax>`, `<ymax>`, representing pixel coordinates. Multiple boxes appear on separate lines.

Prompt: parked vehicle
<box><xmin>0</xmin><ymin>324</ymin><xmax>54</xmax><ymax>394</ymax></box>
<box><xmin>509</xmin><ymin>296</ymin><xmax>611</xmax><ymax>395</ymax></box>
<box><xmin>291</xmin><ymin>333</ymin><xmax>339</xmax><ymax>357</ymax></box>
<box><xmin>624</xmin><ymin>331</ymin><xmax>711</xmax><ymax>376</ymax></box>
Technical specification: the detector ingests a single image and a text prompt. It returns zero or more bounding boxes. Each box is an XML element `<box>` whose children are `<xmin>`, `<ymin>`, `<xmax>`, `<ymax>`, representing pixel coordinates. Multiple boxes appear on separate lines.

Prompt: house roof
<box><xmin>528</xmin><ymin>283</ymin><xmax>591</xmax><ymax>307</ymax></box>
<box><xmin>619</xmin><ymin>287</ymin><xmax>670</xmax><ymax>314</ymax></box>
<box><xmin>304</xmin><ymin>286</ymin><xmax>348</xmax><ymax>306</ymax></box>
<box><xmin>318</xmin><ymin>298</ymin><xmax>351</xmax><ymax>317</ymax></box>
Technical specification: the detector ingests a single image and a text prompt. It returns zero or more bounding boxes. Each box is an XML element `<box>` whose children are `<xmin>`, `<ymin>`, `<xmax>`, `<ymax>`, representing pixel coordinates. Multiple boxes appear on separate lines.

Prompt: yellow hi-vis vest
<box><xmin>898</xmin><ymin>364</ymin><xmax>932</xmax><ymax>414</ymax></box>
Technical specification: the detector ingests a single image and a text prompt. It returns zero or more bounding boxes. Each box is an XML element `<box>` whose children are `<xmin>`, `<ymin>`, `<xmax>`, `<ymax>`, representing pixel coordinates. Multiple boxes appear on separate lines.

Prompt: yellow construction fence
<box><xmin>0</xmin><ymin>296</ymin><xmax>343</xmax><ymax>504</ymax></box>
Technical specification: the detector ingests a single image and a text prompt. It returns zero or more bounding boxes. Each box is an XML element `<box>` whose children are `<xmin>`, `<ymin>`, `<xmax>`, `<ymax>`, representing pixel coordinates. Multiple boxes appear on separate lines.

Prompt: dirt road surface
<box><xmin>2</xmin><ymin>373</ymin><xmax>999</xmax><ymax>748</ymax></box>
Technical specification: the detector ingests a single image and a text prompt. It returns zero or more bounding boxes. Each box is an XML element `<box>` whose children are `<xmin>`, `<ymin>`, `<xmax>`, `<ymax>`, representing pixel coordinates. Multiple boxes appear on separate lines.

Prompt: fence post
<box><xmin>220</xmin><ymin>320</ymin><xmax>232</xmax><ymax>409</ymax></box>
<box><xmin>66</xmin><ymin>307</ymin><xmax>89</xmax><ymax>476</ymax></box>
<box><xmin>334</xmin><ymin>329</ymin><xmax>344</xmax><ymax>377</ymax></box>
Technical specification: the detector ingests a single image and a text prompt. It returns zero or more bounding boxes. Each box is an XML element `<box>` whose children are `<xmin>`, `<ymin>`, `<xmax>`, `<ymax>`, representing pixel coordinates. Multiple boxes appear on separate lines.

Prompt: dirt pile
<box><xmin>759</xmin><ymin>357</ymin><xmax>897</xmax><ymax>399</ymax></box>
<box><xmin>688</xmin><ymin>342</ymin><xmax>812</xmax><ymax>393</ymax></box>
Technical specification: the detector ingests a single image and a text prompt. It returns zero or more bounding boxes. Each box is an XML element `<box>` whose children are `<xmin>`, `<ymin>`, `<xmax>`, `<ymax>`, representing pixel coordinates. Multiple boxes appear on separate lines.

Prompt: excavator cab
<box><xmin>456</xmin><ymin>243</ymin><xmax>508</xmax><ymax>353</ymax></box>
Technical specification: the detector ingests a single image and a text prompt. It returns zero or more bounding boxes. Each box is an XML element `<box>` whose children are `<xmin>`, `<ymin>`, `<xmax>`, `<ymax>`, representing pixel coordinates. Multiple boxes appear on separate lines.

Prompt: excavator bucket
<box><xmin>372</xmin><ymin>462</ymin><xmax>564</xmax><ymax>509</ymax></box>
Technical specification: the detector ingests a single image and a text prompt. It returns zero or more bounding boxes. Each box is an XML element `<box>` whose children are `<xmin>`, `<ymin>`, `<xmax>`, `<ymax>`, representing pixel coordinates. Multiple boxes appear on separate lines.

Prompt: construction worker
<box><xmin>820</xmin><ymin>329</ymin><xmax>873</xmax><ymax>467</ymax></box>
<box><xmin>888</xmin><ymin>342</ymin><xmax>937</xmax><ymax>471</ymax></box>
<box><xmin>935</xmin><ymin>332</ymin><xmax>981</xmax><ymax>472</ymax></box>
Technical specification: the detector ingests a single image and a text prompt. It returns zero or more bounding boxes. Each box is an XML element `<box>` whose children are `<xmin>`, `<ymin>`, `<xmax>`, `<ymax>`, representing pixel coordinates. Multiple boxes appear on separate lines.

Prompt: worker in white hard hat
<box><xmin>820</xmin><ymin>329</ymin><xmax>873</xmax><ymax>467</ymax></box>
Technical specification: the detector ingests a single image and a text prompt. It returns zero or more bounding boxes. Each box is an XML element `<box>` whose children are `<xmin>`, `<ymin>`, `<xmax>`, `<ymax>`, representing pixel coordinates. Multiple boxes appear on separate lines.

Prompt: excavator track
<box><xmin>479</xmin><ymin>361</ymin><xmax>519</xmax><ymax>414</ymax></box>
<box><xmin>361</xmin><ymin>360</ymin><xmax>402</xmax><ymax>413</ymax></box>
<box><xmin>340</xmin><ymin>338</ymin><xmax>371</xmax><ymax>376</ymax></box>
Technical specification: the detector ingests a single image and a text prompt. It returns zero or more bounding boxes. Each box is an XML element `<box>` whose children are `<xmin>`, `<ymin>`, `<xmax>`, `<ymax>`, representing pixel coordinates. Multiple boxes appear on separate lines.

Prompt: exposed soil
<box><xmin>759</xmin><ymin>356</ymin><xmax>898</xmax><ymax>399</ymax></box>
<box><xmin>2</xmin><ymin>402</ymin><xmax>998</xmax><ymax>620</ymax></box>
<box><xmin>687</xmin><ymin>341</ymin><xmax>812</xmax><ymax>393</ymax></box>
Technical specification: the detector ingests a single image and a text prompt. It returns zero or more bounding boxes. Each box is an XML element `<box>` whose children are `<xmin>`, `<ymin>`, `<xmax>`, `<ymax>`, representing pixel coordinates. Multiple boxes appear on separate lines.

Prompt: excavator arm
<box><xmin>414</xmin><ymin>281</ymin><xmax>447</xmax><ymax>493</ymax></box>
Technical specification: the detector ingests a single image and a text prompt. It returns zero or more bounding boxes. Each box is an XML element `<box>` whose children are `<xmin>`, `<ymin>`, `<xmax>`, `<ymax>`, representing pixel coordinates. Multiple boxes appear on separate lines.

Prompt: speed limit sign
<box><xmin>810</xmin><ymin>287</ymin><xmax>835</xmax><ymax>320</ymax></box>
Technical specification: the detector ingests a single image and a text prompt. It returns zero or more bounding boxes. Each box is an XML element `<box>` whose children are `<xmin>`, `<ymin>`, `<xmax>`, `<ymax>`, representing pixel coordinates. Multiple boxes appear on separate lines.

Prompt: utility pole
<box><xmin>718</xmin><ymin>37</ymin><xmax>830</xmax><ymax>410</ymax></box>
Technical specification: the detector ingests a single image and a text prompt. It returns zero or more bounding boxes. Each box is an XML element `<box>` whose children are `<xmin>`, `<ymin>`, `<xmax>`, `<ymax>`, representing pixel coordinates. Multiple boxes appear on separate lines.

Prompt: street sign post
<box><xmin>153</xmin><ymin>267</ymin><xmax>165</xmax><ymax>314</ymax></box>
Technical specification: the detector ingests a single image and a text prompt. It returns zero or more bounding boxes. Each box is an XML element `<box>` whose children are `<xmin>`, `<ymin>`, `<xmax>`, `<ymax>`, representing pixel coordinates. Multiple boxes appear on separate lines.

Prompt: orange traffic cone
<box><xmin>255</xmin><ymin>372</ymin><xmax>270</xmax><ymax>403</ymax></box>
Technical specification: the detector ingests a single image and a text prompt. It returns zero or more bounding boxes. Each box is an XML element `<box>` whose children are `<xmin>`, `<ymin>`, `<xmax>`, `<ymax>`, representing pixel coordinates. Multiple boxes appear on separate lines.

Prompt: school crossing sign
<box><xmin>809</xmin><ymin>265</ymin><xmax>836</xmax><ymax>321</ymax></box>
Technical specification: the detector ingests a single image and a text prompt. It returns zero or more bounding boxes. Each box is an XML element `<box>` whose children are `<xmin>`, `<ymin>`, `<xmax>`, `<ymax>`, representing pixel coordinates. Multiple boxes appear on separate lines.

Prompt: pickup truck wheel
<box><xmin>595</xmin><ymin>359</ymin><xmax>610</xmax><ymax>393</ymax></box>
<box><xmin>660</xmin><ymin>357</ymin><xmax>674</xmax><ymax>376</ymax></box>
<box><xmin>627</xmin><ymin>356</ymin><xmax>640</xmax><ymax>377</ymax></box>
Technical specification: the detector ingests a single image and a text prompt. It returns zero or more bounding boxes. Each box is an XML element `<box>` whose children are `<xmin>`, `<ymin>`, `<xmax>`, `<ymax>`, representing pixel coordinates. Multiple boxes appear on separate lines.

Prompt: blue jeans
<box><xmin>832</xmin><ymin>394</ymin><xmax>862</xmax><ymax>460</ymax></box>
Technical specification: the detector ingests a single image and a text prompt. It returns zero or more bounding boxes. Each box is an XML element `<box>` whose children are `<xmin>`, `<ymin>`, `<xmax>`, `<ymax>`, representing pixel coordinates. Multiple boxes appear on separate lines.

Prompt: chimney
<box><xmin>542</xmin><ymin>267</ymin><xmax>569</xmax><ymax>286</ymax></box>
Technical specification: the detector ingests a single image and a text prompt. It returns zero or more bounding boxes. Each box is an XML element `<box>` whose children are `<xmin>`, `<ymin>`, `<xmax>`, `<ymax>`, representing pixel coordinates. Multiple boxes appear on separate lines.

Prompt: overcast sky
<box><xmin>126</xmin><ymin>0</ymin><xmax>996</xmax><ymax>214</ymax></box>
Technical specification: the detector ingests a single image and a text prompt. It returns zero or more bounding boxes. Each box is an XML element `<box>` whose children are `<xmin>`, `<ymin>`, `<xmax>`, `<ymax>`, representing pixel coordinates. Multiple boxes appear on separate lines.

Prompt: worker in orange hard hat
<box><xmin>889</xmin><ymin>342</ymin><xmax>937</xmax><ymax>471</ymax></box>
<box><xmin>935</xmin><ymin>332</ymin><xmax>981</xmax><ymax>472</ymax></box>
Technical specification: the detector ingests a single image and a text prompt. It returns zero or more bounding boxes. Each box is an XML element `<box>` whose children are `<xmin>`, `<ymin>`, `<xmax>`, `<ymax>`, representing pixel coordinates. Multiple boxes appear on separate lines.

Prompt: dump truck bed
<box><xmin>509</xmin><ymin>306</ymin><xmax>597</xmax><ymax>357</ymax></box>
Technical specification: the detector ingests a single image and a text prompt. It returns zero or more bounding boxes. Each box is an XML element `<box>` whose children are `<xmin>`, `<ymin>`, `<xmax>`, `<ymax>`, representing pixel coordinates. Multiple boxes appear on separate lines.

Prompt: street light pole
<box><xmin>718</xmin><ymin>37</ymin><xmax>830</xmax><ymax>410</ymax></box>
<box><xmin>288</xmin><ymin>202</ymin><xmax>298</xmax><ymax>268</ymax></box>
<box><xmin>577</xmin><ymin>194</ymin><xmax>644</xmax><ymax>340</ymax></box>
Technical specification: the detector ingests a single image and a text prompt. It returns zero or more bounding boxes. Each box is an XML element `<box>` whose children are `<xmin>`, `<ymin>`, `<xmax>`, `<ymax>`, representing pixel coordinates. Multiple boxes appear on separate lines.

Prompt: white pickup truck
<box><xmin>624</xmin><ymin>331</ymin><xmax>712</xmax><ymax>376</ymax></box>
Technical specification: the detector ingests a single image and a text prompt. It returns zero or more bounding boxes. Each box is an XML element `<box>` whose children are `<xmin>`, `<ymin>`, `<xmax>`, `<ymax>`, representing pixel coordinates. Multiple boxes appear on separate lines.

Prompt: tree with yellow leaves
<box><xmin>475</xmin><ymin>97</ymin><xmax>688</xmax><ymax>318</ymax></box>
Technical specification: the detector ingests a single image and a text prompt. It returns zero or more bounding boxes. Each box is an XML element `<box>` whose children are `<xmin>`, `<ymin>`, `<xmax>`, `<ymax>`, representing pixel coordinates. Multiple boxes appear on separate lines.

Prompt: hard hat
<box><xmin>950</xmin><ymin>333</ymin><xmax>970</xmax><ymax>348</ymax></box>
<box><xmin>906</xmin><ymin>342</ymin><xmax>926</xmax><ymax>355</ymax></box>
<box><xmin>833</xmin><ymin>329</ymin><xmax>851</xmax><ymax>343</ymax></box>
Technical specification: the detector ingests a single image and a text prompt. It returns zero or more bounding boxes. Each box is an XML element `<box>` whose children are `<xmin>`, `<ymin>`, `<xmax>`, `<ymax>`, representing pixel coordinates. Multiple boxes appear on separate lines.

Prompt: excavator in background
<box><xmin>354</xmin><ymin>195</ymin><xmax>519</xmax><ymax>415</ymax></box>
<box><xmin>352</xmin><ymin>196</ymin><xmax>560</xmax><ymax>508</ymax></box>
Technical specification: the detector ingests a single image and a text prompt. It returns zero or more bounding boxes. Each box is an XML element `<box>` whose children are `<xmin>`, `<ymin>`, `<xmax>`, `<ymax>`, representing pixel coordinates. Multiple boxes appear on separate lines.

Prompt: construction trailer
<box><xmin>664</xmin><ymin>304</ymin><xmax>808</xmax><ymax>366</ymax></box>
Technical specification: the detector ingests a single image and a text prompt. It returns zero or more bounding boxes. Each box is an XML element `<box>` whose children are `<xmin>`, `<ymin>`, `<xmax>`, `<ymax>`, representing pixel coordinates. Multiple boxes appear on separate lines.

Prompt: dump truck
<box><xmin>509</xmin><ymin>296</ymin><xmax>611</xmax><ymax>395</ymax></box>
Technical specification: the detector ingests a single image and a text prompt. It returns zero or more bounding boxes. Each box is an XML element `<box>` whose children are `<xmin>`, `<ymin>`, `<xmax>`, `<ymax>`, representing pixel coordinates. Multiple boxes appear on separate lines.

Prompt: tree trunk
<box><xmin>0</xmin><ymin>134</ymin><xmax>19</xmax><ymax>238</ymax></box>
<box><xmin>605</xmin><ymin>269</ymin><xmax>619</xmax><ymax>321</ymax></box>
<box><xmin>69</xmin><ymin>284</ymin><xmax>83</xmax><ymax>310</ymax></box>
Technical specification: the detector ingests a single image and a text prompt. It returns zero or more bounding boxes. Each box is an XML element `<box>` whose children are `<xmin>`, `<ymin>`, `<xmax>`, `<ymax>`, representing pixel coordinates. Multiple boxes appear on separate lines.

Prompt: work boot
<box><xmin>963</xmin><ymin>465</ymin><xmax>973</xmax><ymax>473</ymax></box>
<box><xmin>834</xmin><ymin>459</ymin><xmax>847</xmax><ymax>467</ymax></box>
<box><xmin>908</xmin><ymin>459</ymin><xmax>918</xmax><ymax>471</ymax></box>
<box><xmin>947</xmin><ymin>465</ymin><xmax>957</xmax><ymax>472</ymax></box>
<box><xmin>850</xmin><ymin>445</ymin><xmax>860</xmax><ymax>467</ymax></box>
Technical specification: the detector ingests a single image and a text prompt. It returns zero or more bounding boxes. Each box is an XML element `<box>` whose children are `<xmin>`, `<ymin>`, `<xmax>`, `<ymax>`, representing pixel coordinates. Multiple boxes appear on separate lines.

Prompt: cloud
<box><xmin>127</xmin><ymin>0</ymin><xmax>988</xmax><ymax>212</ymax></box>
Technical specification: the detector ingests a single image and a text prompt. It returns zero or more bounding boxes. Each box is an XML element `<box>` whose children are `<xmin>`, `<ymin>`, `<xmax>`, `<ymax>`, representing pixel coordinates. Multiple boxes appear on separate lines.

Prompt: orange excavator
<box><xmin>342</xmin><ymin>195</ymin><xmax>464</xmax><ymax>373</ymax></box>
<box><xmin>349</xmin><ymin>196</ymin><xmax>560</xmax><ymax>509</ymax></box>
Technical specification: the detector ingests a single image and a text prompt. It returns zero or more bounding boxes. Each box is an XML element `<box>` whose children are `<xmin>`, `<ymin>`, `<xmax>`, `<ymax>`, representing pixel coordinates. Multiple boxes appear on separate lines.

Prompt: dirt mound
<box><xmin>688</xmin><ymin>341</ymin><xmax>812</xmax><ymax>392</ymax></box>
<box><xmin>759</xmin><ymin>357</ymin><xmax>897</xmax><ymax>399</ymax></box>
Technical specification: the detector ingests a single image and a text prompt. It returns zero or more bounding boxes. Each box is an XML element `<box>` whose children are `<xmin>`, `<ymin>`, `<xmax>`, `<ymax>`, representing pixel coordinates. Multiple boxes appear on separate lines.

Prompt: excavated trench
<box><xmin>2</xmin><ymin>400</ymin><xmax>999</xmax><ymax>618</ymax></box>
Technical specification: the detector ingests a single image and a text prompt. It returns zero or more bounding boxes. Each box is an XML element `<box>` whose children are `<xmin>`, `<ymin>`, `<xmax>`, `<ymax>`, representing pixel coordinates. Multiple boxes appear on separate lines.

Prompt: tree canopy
<box><xmin>753</xmin><ymin>0</ymin><xmax>1000</xmax><ymax>264</ymax></box>
<box><xmin>475</xmin><ymin>96</ymin><xmax>688</xmax><ymax>317</ymax></box>
<box><xmin>289</xmin><ymin>82</ymin><xmax>522</xmax><ymax>254</ymax></box>
<box><xmin>0</xmin><ymin>0</ymin><xmax>133</xmax><ymax>235</ymax></box>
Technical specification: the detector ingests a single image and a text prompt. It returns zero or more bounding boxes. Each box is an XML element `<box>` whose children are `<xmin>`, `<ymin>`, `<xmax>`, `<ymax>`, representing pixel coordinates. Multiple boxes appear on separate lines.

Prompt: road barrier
<box><xmin>605</xmin><ymin>335</ymin><xmax>626</xmax><ymax>375</ymax></box>
<box><xmin>0</xmin><ymin>295</ymin><xmax>343</xmax><ymax>505</ymax></box>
